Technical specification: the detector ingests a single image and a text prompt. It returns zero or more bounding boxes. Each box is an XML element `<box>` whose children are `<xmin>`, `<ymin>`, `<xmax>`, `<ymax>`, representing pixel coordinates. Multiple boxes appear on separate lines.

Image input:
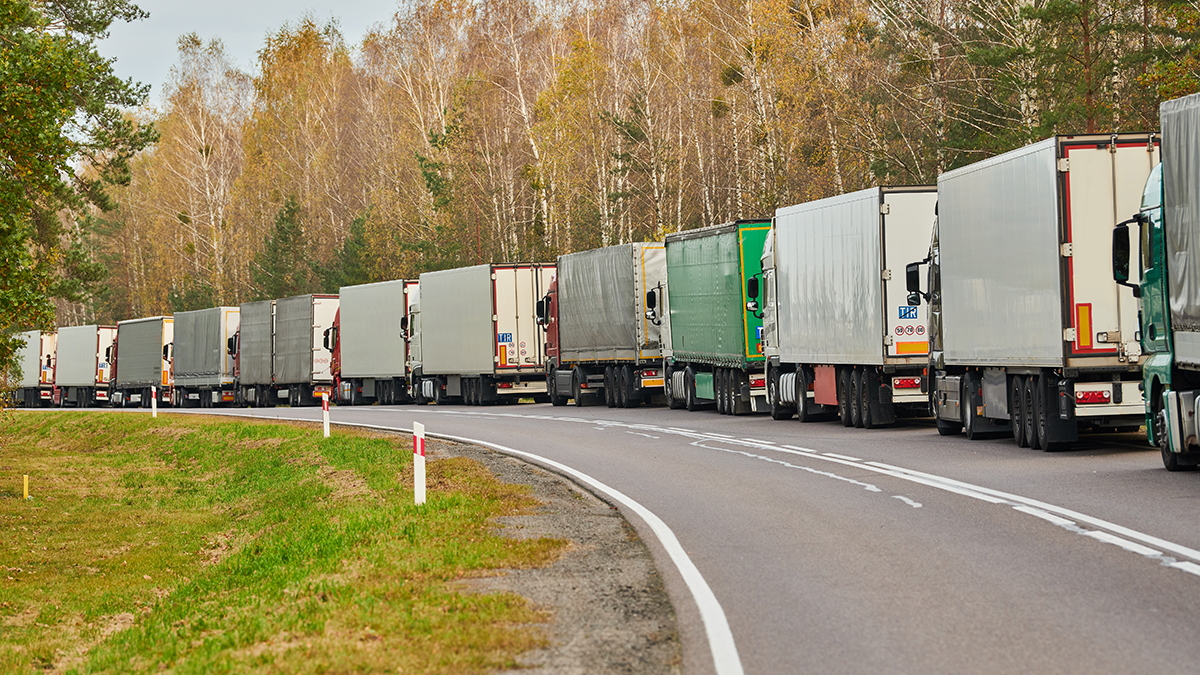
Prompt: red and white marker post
<box><xmin>151</xmin><ymin>386</ymin><xmax>158</xmax><ymax>418</ymax></box>
<box><xmin>413</xmin><ymin>421</ymin><xmax>426</xmax><ymax>505</ymax></box>
<box><xmin>322</xmin><ymin>393</ymin><xmax>330</xmax><ymax>438</ymax></box>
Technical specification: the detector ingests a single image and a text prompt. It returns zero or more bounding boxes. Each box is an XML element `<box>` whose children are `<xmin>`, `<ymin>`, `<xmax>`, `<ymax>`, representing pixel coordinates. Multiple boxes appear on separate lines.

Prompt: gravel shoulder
<box><xmin>429</xmin><ymin>439</ymin><xmax>683</xmax><ymax>674</ymax></box>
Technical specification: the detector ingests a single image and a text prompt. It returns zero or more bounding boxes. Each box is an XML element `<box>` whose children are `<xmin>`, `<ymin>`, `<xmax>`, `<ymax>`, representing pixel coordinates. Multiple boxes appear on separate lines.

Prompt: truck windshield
<box><xmin>1142</xmin><ymin>162</ymin><xmax>1163</xmax><ymax>212</ymax></box>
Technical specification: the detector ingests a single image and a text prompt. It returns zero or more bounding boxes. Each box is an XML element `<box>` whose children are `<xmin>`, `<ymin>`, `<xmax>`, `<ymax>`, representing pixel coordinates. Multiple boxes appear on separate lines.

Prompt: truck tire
<box><xmin>838</xmin><ymin>368</ymin><xmax>853</xmax><ymax>427</ymax></box>
<box><xmin>796</xmin><ymin>368</ymin><xmax>814</xmax><ymax>423</ymax></box>
<box><xmin>615</xmin><ymin>366</ymin><xmax>628</xmax><ymax>408</ymax></box>
<box><xmin>1155</xmin><ymin>406</ymin><xmax>1188</xmax><ymax>471</ymax></box>
<box><xmin>859</xmin><ymin>369</ymin><xmax>875</xmax><ymax>429</ymax></box>
<box><xmin>769</xmin><ymin>367</ymin><xmax>793</xmax><ymax>421</ymax></box>
<box><xmin>1011</xmin><ymin>376</ymin><xmax>1028</xmax><ymax>447</ymax></box>
<box><xmin>1023</xmin><ymin>376</ymin><xmax>1040</xmax><ymax>449</ymax></box>
<box><xmin>714</xmin><ymin>369</ymin><xmax>725</xmax><ymax>414</ymax></box>
<box><xmin>666</xmin><ymin>367</ymin><xmax>683</xmax><ymax>410</ymax></box>
<box><xmin>962</xmin><ymin>373</ymin><xmax>982</xmax><ymax>440</ymax></box>
<box><xmin>547</xmin><ymin>371</ymin><xmax>567</xmax><ymax>407</ymax></box>
<box><xmin>572</xmin><ymin>368</ymin><xmax>592</xmax><ymax>407</ymax></box>
<box><xmin>604</xmin><ymin>367</ymin><xmax>616</xmax><ymax>407</ymax></box>
<box><xmin>685</xmin><ymin>368</ymin><xmax>701</xmax><ymax>412</ymax></box>
<box><xmin>849</xmin><ymin>369</ymin><xmax>863</xmax><ymax>428</ymax></box>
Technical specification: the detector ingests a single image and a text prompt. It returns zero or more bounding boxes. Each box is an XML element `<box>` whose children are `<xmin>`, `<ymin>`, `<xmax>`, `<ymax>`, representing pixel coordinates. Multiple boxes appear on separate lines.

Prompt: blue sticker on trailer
<box><xmin>498</xmin><ymin>333</ymin><xmax>513</xmax><ymax>343</ymax></box>
<box><xmin>899</xmin><ymin>306</ymin><xmax>918</xmax><ymax>320</ymax></box>
<box><xmin>756</xmin><ymin>326</ymin><xmax>764</xmax><ymax>340</ymax></box>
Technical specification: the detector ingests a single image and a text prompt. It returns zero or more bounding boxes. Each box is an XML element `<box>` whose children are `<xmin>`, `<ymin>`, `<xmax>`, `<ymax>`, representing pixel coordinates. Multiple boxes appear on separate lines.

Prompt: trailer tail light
<box><xmin>750</xmin><ymin>376</ymin><xmax>765</xmax><ymax>389</ymax></box>
<box><xmin>1076</xmin><ymin>390</ymin><xmax>1111</xmax><ymax>404</ymax></box>
<box><xmin>498</xmin><ymin>382</ymin><xmax>513</xmax><ymax>389</ymax></box>
<box><xmin>641</xmin><ymin>369</ymin><xmax>659</xmax><ymax>378</ymax></box>
<box><xmin>893</xmin><ymin>377</ymin><xmax>921</xmax><ymax>389</ymax></box>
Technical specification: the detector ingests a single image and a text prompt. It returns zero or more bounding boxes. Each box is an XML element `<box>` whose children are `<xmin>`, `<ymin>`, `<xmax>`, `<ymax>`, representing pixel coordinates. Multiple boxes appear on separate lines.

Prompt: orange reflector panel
<box><xmin>896</xmin><ymin>341</ymin><xmax>929</xmax><ymax>354</ymax></box>
<box><xmin>1076</xmin><ymin>304</ymin><xmax>1093</xmax><ymax>349</ymax></box>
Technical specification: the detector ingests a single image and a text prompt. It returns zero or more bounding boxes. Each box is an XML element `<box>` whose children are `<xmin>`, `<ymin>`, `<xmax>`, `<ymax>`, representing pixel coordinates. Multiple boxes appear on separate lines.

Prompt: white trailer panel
<box><xmin>238</xmin><ymin>301</ymin><xmax>274</xmax><ymax>386</ymax></box>
<box><xmin>115</xmin><ymin>317</ymin><xmax>173</xmax><ymax>389</ymax></box>
<box><xmin>774</xmin><ymin>186</ymin><xmax>936</xmax><ymax>366</ymax></box>
<box><xmin>339</xmin><ymin>280</ymin><xmax>411</xmax><ymax>379</ymax></box>
<box><xmin>274</xmin><ymin>294</ymin><xmax>338</xmax><ymax>385</ymax></box>
<box><xmin>420</xmin><ymin>263</ymin><xmax>552</xmax><ymax>377</ymax></box>
<box><xmin>56</xmin><ymin>325</ymin><xmax>116</xmax><ymax>387</ymax></box>
<box><xmin>938</xmin><ymin>134</ymin><xmax>1157</xmax><ymax>367</ymax></box>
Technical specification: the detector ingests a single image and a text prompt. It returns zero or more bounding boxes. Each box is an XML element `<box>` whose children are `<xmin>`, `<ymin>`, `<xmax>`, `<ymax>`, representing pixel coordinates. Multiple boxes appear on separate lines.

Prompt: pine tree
<box><xmin>251</xmin><ymin>197</ymin><xmax>317</xmax><ymax>299</ymax></box>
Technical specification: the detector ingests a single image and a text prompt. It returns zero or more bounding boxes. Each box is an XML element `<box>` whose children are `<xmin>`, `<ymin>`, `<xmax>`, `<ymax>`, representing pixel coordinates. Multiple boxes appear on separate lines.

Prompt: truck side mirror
<box><xmin>646</xmin><ymin>289</ymin><xmax>657</xmax><ymax>310</ymax></box>
<box><xmin>105</xmin><ymin>346</ymin><xmax>112</xmax><ymax>362</ymax></box>
<box><xmin>226</xmin><ymin>336</ymin><xmax>236</xmax><ymax>355</ymax></box>
<box><xmin>535</xmin><ymin>298</ymin><xmax>546</xmax><ymax>321</ymax></box>
<box><xmin>907</xmin><ymin>292</ymin><xmax>921</xmax><ymax>307</ymax></box>
<box><xmin>906</xmin><ymin>262</ymin><xmax>922</xmax><ymax>294</ymax></box>
<box><xmin>746</xmin><ymin>277</ymin><xmax>760</xmax><ymax>300</ymax></box>
<box><xmin>163</xmin><ymin>343</ymin><xmax>172</xmax><ymax>361</ymax></box>
<box><xmin>322</xmin><ymin>328</ymin><xmax>332</xmax><ymax>351</ymax></box>
<box><xmin>1113</xmin><ymin>219</ymin><xmax>1142</xmax><ymax>298</ymax></box>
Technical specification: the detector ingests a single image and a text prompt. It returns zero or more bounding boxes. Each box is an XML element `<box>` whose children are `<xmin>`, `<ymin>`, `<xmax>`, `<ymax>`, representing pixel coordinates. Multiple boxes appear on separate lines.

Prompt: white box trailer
<box><xmin>763</xmin><ymin>186</ymin><xmax>937</xmax><ymax>428</ymax></box>
<box><xmin>112</xmin><ymin>316</ymin><xmax>173</xmax><ymax>408</ymax></box>
<box><xmin>415</xmin><ymin>263</ymin><xmax>554</xmax><ymax>404</ymax></box>
<box><xmin>334</xmin><ymin>279</ymin><xmax>417</xmax><ymax>405</ymax></box>
<box><xmin>274</xmin><ymin>294</ymin><xmax>339</xmax><ymax>406</ymax></box>
<box><xmin>541</xmin><ymin>243</ymin><xmax>667</xmax><ymax>408</ymax></box>
<box><xmin>14</xmin><ymin>330</ymin><xmax>56</xmax><ymax>407</ymax></box>
<box><xmin>55</xmin><ymin>325</ymin><xmax>116</xmax><ymax>407</ymax></box>
<box><xmin>918</xmin><ymin>133</ymin><xmax>1159</xmax><ymax>447</ymax></box>
<box><xmin>173</xmin><ymin>307</ymin><xmax>239</xmax><ymax>407</ymax></box>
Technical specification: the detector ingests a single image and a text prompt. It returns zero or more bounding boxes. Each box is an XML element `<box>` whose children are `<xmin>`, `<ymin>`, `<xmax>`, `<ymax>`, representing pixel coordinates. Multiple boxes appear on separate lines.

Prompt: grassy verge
<box><xmin>0</xmin><ymin>411</ymin><xmax>566</xmax><ymax>673</ymax></box>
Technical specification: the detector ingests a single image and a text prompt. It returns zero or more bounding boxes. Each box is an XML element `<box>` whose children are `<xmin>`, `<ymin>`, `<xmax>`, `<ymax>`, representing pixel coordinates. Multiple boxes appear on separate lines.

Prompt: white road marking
<box><xmin>893</xmin><ymin>496</ymin><xmax>922</xmax><ymax>508</ymax></box>
<box><xmin>741</xmin><ymin>438</ymin><xmax>774</xmax><ymax>444</ymax></box>
<box><xmin>822</xmin><ymin>452</ymin><xmax>863</xmax><ymax>462</ymax></box>
<box><xmin>628</xmin><ymin>431</ymin><xmax>660</xmax><ymax>439</ymax></box>
<box><xmin>691</xmin><ymin>440</ymin><xmax>882</xmax><ymax>493</ymax></box>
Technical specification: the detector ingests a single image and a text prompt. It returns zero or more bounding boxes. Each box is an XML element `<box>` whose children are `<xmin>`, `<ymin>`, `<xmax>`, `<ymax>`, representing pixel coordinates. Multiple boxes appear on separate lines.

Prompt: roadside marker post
<box><xmin>151</xmin><ymin>386</ymin><xmax>157</xmax><ymax>418</ymax></box>
<box><xmin>23</xmin><ymin>475</ymin><xmax>28</xmax><ymax>500</ymax></box>
<box><xmin>413</xmin><ymin>422</ymin><xmax>426</xmax><ymax>505</ymax></box>
<box><xmin>322</xmin><ymin>393</ymin><xmax>330</xmax><ymax>438</ymax></box>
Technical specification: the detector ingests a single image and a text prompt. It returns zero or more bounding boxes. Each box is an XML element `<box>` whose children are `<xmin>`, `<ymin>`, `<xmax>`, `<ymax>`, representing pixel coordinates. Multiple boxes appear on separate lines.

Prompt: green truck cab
<box><xmin>1113</xmin><ymin>93</ymin><xmax>1200</xmax><ymax>470</ymax></box>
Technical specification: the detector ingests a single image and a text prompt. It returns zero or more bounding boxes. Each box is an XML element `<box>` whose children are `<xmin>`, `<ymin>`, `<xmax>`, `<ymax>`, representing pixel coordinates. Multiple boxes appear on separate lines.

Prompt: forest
<box><xmin>68</xmin><ymin>0</ymin><xmax>1200</xmax><ymax>323</ymax></box>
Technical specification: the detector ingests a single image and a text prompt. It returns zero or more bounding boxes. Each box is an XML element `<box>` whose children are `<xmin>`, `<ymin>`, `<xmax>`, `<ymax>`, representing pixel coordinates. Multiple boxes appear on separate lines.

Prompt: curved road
<box><xmin>193</xmin><ymin>402</ymin><xmax>1200</xmax><ymax>674</ymax></box>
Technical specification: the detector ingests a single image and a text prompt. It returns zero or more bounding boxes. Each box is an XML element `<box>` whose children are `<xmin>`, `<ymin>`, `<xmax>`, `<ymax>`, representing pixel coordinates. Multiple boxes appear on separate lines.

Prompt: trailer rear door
<box><xmin>882</xmin><ymin>188</ymin><xmax>938</xmax><ymax>360</ymax></box>
<box><xmin>1061</xmin><ymin>136</ymin><xmax>1159</xmax><ymax>362</ymax></box>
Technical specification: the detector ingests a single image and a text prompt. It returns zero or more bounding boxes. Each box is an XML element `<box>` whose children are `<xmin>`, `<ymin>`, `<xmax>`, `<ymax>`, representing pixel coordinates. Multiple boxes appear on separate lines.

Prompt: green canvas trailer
<box><xmin>662</xmin><ymin>219</ymin><xmax>770</xmax><ymax>414</ymax></box>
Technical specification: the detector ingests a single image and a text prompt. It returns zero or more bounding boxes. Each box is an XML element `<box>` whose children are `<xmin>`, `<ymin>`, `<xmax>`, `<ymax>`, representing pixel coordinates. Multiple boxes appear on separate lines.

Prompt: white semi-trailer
<box><xmin>111</xmin><ymin>316</ymin><xmax>173</xmax><ymax>408</ymax></box>
<box><xmin>910</xmin><ymin>133</ymin><xmax>1159</xmax><ymax>448</ymax></box>
<box><xmin>173</xmin><ymin>307</ymin><xmax>240</xmax><ymax>408</ymax></box>
<box><xmin>332</xmin><ymin>279</ymin><xmax>418</xmax><ymax>405</ymax></box>
<box><xmin>763</xmin><ymin>186</ymin><xmax>937</xmax><ymax>427</ymax></box>
<box><xmin>412</xmin><ymin>263</ymin><xmax>554</xmax><ymax>405</ymax></box>
<box><xmin>539</xmin><ymin>243</ymin><xmax>666</xmax><ymax>407</ymax></box>
<box><xmin>235</xmin><ymin>300</ymin><xmax>274</xmax><ymax>407</ymax></box>
<box><xmin>14</xmin><ymin>330</ymin><xmax>56</xmax><ymax>407</ymax></box>
<box><xmin>55</xmin><ymin>325</ymin><xmax>116</xmax><ymax>407</ymax></box>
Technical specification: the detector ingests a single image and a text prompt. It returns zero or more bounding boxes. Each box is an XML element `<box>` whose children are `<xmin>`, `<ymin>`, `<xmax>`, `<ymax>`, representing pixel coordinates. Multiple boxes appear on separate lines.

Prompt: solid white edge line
<box><xmin>170</xmin><ymin>410</ymin><xmax>745</xmax><ymax>675</ymax></box>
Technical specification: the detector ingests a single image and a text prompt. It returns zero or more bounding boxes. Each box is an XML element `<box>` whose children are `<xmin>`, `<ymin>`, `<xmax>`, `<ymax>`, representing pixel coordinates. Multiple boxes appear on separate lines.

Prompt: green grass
<box><xmin>0</xmin><ymin>411</ymin><xmax>566</xmax><ymax>673</ymax></box>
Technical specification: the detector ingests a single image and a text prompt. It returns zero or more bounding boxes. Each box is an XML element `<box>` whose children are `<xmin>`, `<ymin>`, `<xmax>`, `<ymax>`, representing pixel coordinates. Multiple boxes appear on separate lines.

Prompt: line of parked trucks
<box><xmin>14</xmin><ymin>93</ymin><xmax>1200</xmax><ymax>470</ymax></box>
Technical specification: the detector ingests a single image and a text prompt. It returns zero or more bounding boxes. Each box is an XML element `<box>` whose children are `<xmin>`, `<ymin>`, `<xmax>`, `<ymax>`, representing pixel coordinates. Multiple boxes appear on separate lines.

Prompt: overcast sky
<box><xmin>98</xmin><ymin>0</ymin><xmax>400</xmax><ymax>105</ymax></box>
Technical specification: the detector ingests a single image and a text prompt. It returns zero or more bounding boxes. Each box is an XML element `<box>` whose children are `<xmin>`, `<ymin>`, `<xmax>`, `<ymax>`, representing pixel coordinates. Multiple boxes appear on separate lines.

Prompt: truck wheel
<box><xmin>795</xmin><ymin>369</ymin><xmax>811</xmax><ymax>423</ymax></box>
<box><xmin>850</xmin><ymin>369</ymin><xmax>863</xmax><ymax>428</ymax></box>
<box><xmin>1156</xmin><ymin>407</ymin><xmax>1186</xmax><ymax>471</ymax></box>
<box><xmin>713</xmin><ymin>369</ymin><xmax>724</xmax><ymax>414</ymax></box>
<box><xmin>616</xmin><ymin>366</ymin><xmax>628</xmax><ymax>408</ymax></box>
<box><xmin>666</xmin><ymin>368</ymin><xmax>683</xmax><ymax>410</ymax></box>
<box><xmin>604</xmin><ymin>367</ymin><xmax>615</xmax><ymax>407</ymax></box>
<box><xmin>547</xmin><ymin>371</ymin><xmax>567</xmax><ymax>407</ymax></box>
<box><xmin>685</xmin><ymin>369</ymin><xmax>701</xmax><ymax>412</ymax></box>
<box><xmin>769</xmin><ymin>368</ymin><xmax>794</xmax><ymax>421</ymax></box>
<box><xmin>838</xmin><ymin>368</ymin><xmax>853</xmax><ymax>427</ymax></box>
<box><xmin>1022</xmin><ymin>377</ymin><xmax>1040</xmax><ymax>449</ymax></box>
<box><xmin>960</xmin><ymin>369</ymin><xmax>979</xmax><ymax>439</ymax></box>
<box><xmin>572</xmin><ymin>369</ymin><xmax>589</xmax><ymax>407</ymax></box>
<box><xmin>1011</xmin><ymin>376</ymin><xmax>1028</xmax><ymax>447</ymax></box>
<box><xmin>859</xmin><ymin>369</ymin><xmax>875</xmax><ymax>429</ymax></box>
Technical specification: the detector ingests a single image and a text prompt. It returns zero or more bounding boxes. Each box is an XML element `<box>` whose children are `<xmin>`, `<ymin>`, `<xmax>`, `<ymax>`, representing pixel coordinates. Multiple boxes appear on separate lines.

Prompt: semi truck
<box><xmin>910</xmin><ymin>133</ymin><xmax>1159</xmax><ymax>448</ymax></box>
<box><xmin>14</xmin><ymin>330</ymin><xmax>56</xmax><ymax>407</ymax></box>
<box><xmin>1113</xmin><ymin>94</ymin><xmax>1200</xmax><ymax>470</ymax></box>
<box><xmin>411</xmin><ymin>263</ymin><xmax>554</xmax><ymax>405</ymax></box>
<box><xmin>235</xmin><ymin>300</ymin><xmax>274</xmax><ymax>407</ymax></box>
<box><xmin>55</xmin><ymin>325</ymin><xmax>116</xmax><ymax>407</ymax></box>
<box><xmin>538</xmin><ymin>243</ymin><xmax>667</xmax><ymax>407</ymax></box>
<box><xmin>274</xmin><ymin>294</ymin><xmax>339</xmax><ymax>406</ymax></box>
<box><xmin>330</xmin><ymin>279</ymin><xmax>418</xmax><ymax>405</ymax></box>
<box><xmin>172</xmin><ymin>307</ymin><xmax>239</xmax><ymax>408</ymax></box>
<box><xmin>662</xmin><ymin>219</ymin><xmax>770</xmax><ymax>414</ymax></box>
<box><xmin>763</xmin><ymin>186</ymin><xmax>937</xmax><ymax>427</ymax></box>
<box><xmin>111</xmin><ymin>316</ymin><xmax>174</xmax><ymax>408</ymax></box>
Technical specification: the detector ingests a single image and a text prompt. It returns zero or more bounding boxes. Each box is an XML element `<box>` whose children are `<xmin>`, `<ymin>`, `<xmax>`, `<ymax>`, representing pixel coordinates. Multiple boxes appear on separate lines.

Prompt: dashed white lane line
<box><xmin>822</xmin><ymin>452</ymin><xmax>863</xmax><ymax>462</ymax></box>
<box><xmin>893</xmin><ymin>496</ymin><xmax>922</xmax><ymax>508</ymax></box>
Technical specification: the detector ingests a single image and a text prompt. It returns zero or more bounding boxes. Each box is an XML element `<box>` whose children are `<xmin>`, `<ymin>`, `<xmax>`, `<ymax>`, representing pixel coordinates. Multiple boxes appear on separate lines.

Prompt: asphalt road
<box><xmin>189</xmin><ymin>402</ymin><xmax>1200</xmax><ymax>675</ymax></box>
